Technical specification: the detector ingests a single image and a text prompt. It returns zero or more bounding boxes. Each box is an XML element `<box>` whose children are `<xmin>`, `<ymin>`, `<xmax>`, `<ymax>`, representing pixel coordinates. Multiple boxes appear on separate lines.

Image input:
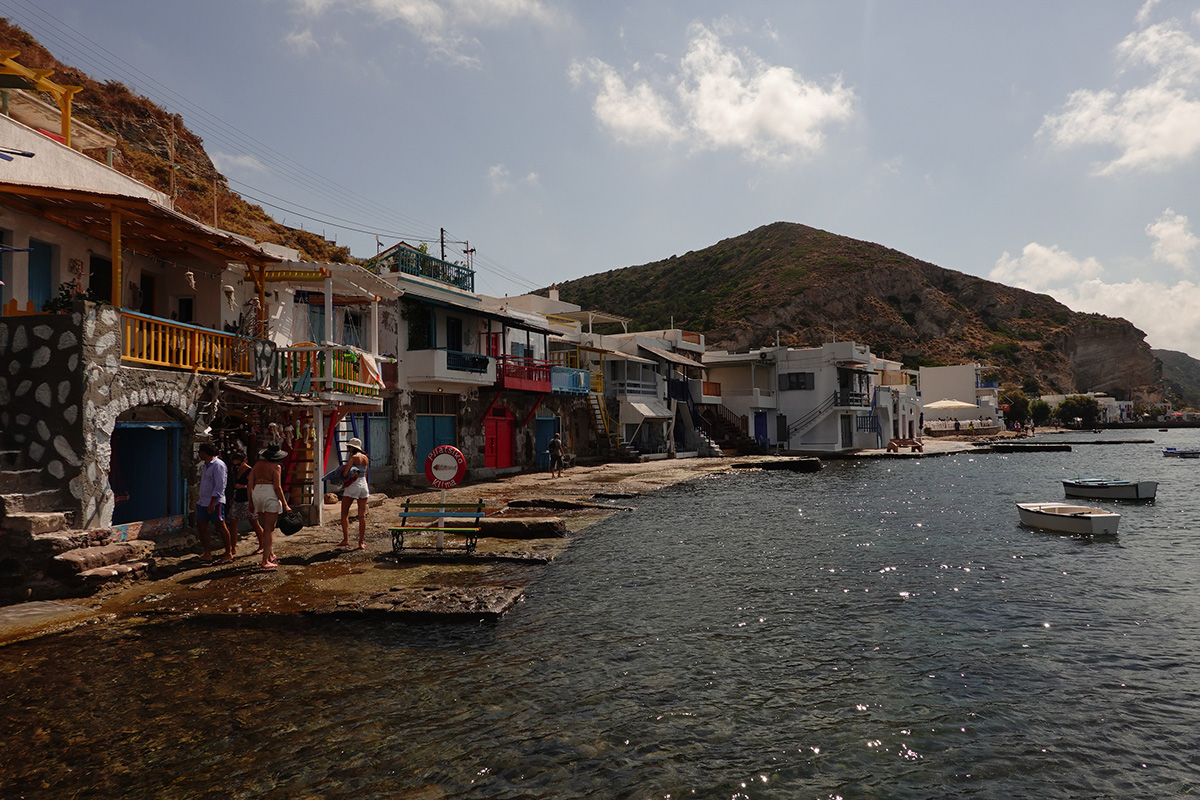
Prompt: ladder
<box><xmin>588</xmin><ymin>393</ymin><xmax>619</xmax><ymax>452</ymax></box>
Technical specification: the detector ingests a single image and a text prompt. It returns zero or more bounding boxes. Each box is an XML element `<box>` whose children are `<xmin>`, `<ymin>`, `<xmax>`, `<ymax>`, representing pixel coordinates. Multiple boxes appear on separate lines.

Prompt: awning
<box><xmin>639</xmin><ymin>343</ymin><xmax>701</xmax><ymax>369</ymax></box>
<box><xmin>628</xmin><ymin>399</ymin><xmax>673</xmax><ymax>420</ymax></box>
<box><xmin>223</xmin><ymin>381</ymin><xmax>324</xmax><ymax>407</ymax></box>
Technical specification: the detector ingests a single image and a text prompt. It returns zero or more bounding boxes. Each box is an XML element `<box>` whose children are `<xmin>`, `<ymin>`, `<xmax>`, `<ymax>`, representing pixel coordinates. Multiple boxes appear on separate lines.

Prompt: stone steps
<box><xmin>0</xmin><ymin>488</ymin><xmax>70</xmax><ymax>516</ymax></box>
<box><xmin>3</xmin><ymin>511</ymin><xmax>72</xmax><ymax>536</ymax></box>
<box><xmin>51</xmin><ymin>539</ymin><xmax>156</xmax><ymax>577</ymax></box>
<box><xmin>0</xmin><ymin>467</ymin><xmax>42</xmax><ymax>494</ymax></box>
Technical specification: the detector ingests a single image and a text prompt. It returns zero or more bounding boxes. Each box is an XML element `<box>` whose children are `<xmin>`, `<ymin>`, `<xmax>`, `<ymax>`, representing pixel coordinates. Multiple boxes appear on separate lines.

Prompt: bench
<box><xmin>390</xmin><ymin>498</ymin><xmax>486</xmax><ymax>555</ymax></box>
<box><xmin>887</xmin><ymin>438</ymin><xmax>924</xmax><ymax>453</ymax></box>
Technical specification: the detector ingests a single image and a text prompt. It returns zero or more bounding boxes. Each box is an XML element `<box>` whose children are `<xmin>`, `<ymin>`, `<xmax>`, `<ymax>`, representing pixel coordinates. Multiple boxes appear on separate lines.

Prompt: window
<box><xmin>446</xmin><ymin>316</ymin><xmax>463</xmax><ymax>352</ymax></box>
<box><xmin>413</xmin><ymin>392</ymin><xmax>460</xmax><ymax>415</ymax></box>
<box><xmin>343</xmin><ymin>310</ymin><xmax>363</xmax><ymax>348</ymax></box>
<box><xmin>779</xmin><ymin>372</ymin><xmax>815</xmax><ymax>391</ymax></box>
<box><xmin>307</xmin><ymin>304</ymin><xmax>325</xmax><ymax>343</ymax></box>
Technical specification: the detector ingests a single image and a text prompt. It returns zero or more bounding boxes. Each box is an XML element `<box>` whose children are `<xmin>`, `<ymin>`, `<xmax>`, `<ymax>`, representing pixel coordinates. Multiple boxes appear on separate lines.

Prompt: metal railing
<box><xmin>835</xmin><ymin>390</ymin><xmax>870</xmax><ymax>407</ymax></box>
<box><xmin>368</xmin><ymin>247</ymin><xmax>475</xmax><ymax>291</ymax></box>
<box><xmin>120</xmin><ymin>311</ymin><xmax>253</xmax><ymax>375</ymax></box>
<box><xmin>278</xmin><ymin>344</ymin><xmax>381</xmax><ymax>397</ymax></box>
<box><xmin>496</xmin><ymin>354</ymin><xmax>551</xmax><ymax>387</ymax></box>
<box><xmin>609</xmin><ymin>378</ymin><xmax>658</xmax><ymax>396</ymax></box>
<box><xmin>445</xmin><ymin>349</ymin><xmax>489</xmax><ymax>373</ymax></box>
<box><xmin>551</xmin><ymin>365</ymin><xmax>590</xmax><ymax>395</ymax></box>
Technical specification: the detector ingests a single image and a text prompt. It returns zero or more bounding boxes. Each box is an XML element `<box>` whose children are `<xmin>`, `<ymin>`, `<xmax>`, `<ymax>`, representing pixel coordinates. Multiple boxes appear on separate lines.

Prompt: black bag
<box><xmin>278</xmin><ymin>509</ymin><xmax>305</xmax><ymax>536</ymax></box>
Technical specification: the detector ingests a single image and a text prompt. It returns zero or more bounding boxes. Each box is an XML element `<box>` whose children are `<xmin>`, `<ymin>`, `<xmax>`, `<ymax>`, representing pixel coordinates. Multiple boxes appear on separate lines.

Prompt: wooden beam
<box><xmin>111</xmin><ymin>209</ymin><xmax>122</xmax><ymax>308</ymax></box>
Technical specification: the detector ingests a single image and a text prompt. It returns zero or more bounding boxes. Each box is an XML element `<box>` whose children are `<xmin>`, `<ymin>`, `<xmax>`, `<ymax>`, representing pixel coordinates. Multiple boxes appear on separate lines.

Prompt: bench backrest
<box><xmin>399</xmin><ymin>499</ymin><xmax>485</xmax><ymax>527</ymax></box>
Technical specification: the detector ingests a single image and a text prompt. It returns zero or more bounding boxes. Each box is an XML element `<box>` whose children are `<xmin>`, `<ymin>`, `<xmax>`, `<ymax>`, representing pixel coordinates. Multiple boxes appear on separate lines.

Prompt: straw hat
<box><xmin>261</xmin><ymin>444</ymin><xmax>289</xmax><ymax>461</ymax></box>
<box><xmin>346</xmin><ymin>437</ymin><xmax>364</xmax><ymax>452</ymax></box>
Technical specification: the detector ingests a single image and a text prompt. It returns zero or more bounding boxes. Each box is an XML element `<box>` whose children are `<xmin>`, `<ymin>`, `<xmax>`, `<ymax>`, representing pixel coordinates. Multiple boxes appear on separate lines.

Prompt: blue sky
<box><xmin>10</xmin><ymin>1</ymin><xmax>1200</xmax><ymax>356</ymax></box>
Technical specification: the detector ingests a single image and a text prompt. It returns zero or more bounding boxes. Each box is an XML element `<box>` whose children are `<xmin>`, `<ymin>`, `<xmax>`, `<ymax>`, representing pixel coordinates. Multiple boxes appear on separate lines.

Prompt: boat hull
<box><xmin>1016</xmin><ymin>502</ymin><xmax>1120</xmax><ymax>535</ymax></box>
<box><xmin>1162</xmin><ymin>447</ymin><xmax>1200</xmax><ymax>458</ymax></box>
<box><xmin>1062</xmin><ymin>479</ymin><xmax>1157</xmax><ymax>501</ymax></box>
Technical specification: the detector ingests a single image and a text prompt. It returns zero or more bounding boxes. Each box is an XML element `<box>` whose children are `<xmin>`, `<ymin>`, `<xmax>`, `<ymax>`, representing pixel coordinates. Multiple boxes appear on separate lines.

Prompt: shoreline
<box><xmin>0</xmin><ymin>431</ymin><xmax>1100</xmax><ymax>647</ymax></box>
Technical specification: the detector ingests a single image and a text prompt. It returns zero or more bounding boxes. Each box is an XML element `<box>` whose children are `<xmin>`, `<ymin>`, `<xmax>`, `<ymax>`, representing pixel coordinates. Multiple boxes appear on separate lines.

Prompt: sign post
<box><xmin>424</xmin><ymin>445</ymin><xmax>466</xmax><ymax>550</ymax></box>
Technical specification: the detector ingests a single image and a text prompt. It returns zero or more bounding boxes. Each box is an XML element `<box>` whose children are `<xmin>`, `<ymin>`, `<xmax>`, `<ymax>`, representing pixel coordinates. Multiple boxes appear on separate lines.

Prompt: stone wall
<box><xmin>0</xmin><ymin>307</ymin><xmax>88</xmax><ymax>514</ymax></box>
<box><xmin>79</xmin><ymin>303</ymin><xmax>214</xmax><ymax>529</ymax></box>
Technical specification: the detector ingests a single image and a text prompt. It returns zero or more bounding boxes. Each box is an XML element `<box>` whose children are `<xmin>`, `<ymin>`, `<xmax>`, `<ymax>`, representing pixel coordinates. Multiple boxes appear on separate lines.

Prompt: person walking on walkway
<box><xmin>196</xmin><ymin>443</ymin><xmax>234</xmax><ymax>564</ymax></box>
<box><xmin>249</xmin><ymin>444</ymin><xmax>290</xmax><ymax>569</ymax></box>
<box><xmin>226</xmin><ymin>451</ymin><xmax>264</xmax><ymax>553</ymax></box>
<box><xmin>548</xmin><ymin>432</ymin><xmax>564</xmax><ymax>478</ymax></box>
<box><xmin>339</xmin><ymin>437</ymin><xmax>371</xmax><ymax>549</ymax></box>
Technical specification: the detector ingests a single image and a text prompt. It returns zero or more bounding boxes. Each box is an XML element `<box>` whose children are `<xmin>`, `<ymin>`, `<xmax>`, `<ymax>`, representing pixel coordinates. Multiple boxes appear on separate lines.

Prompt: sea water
<box><xmin>2</xmin><ymin>431</ymin><xmax>1200</xmax><ymax>798</ymax></box>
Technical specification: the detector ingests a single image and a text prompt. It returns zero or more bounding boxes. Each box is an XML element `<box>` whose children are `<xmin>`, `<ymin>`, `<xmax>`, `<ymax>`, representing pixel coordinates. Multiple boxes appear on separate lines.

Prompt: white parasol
<box><xmin>923</xmin><ymin>398</ymin><xmax>978</xmax><ymax>410</ymax></box>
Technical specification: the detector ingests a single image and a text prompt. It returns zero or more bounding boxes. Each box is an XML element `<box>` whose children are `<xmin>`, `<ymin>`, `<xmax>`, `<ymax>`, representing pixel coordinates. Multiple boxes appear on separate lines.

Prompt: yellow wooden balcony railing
<box><xmin>120</xmin><ymin>311</ymin><xmax>253</xmax><ymax>375</ymax></box>
<box><xmin>279</xmin><ymin>344</ymin><xmax>382</xmax><ymax>398</ymax></box>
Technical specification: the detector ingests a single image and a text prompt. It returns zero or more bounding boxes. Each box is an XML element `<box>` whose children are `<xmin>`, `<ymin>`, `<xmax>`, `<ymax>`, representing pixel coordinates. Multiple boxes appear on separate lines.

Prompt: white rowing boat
<box><xmin>1016</xmin><ymin>502</ymin><xmax>1120</xmax><ymax>535</ymax></box>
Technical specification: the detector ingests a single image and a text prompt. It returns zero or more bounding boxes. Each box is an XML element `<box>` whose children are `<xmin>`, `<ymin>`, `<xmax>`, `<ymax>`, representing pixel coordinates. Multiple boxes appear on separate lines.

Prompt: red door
<box><xmin>484</xmin><ymin>407</ymin><xmax>514</xmax><ymax>468</ymax></box>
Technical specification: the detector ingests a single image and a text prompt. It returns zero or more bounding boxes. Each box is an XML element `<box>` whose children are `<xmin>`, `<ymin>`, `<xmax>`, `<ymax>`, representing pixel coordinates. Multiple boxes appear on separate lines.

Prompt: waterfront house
<box><xmin>918</xmin><ymin>362</ymin><xmax>1002</xmax><ymax>434</ymax></box>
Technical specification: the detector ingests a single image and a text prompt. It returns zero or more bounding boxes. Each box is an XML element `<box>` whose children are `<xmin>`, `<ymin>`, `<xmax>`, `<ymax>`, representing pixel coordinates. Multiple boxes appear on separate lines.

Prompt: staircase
<box><xmin>700</xmin><ymin>406</ymin><xmax>767</xmax><ymax>455</ymax></box>
<box><xmin>587</xmin><ymin>393</ymin><xmax>622</xmax><ymax>455</ymax></box>
<box><xmin>0</xmin><ymin>447</ymin><xmax>195</xmax><ymax>603</ymax></box>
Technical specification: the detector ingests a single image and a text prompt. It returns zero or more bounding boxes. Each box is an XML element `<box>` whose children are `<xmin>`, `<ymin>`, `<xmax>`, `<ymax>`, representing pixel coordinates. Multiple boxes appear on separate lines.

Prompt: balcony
<box><xmin>403</xmin><ymin>347</ymin><xmax>496</xmax><ymax>391</ymax></box>
<box><xmin>120</xmin><ymin>311</ymin><xmax>254</xmax><ymax>375</ymax></box>
<box><xmin>495</xmin><ymin>355</ymin><xmax>551</xmax><ymax>392</ymax></box>
<box><xmin>723</xmin><ymin>387</ymin><xmax>777</xmax><ymax>410</ymax></box>
<box><xmin>609</xmin><ymin>378</ymin><xmax>658</xmax><ymax>397</ymax></box>
<box><xmin>371</xmin><ymin>247</ymin><xmax>474</xmax><ymax>292</ymax></box>
<box><xmin>278</xmin><ymin>344</ymin><xmax>384</xmax><ymax>408</ymax></box>
<box><xmin>551</xmin><ymin>365</ymin><xmax>590</xmax><ymax>395</ymax></box>
<box><xmin>688</xmin><ymin>378</ymin><xmax>722</xmax><ymax>404</ymax></box>
<box><xmin>834</xmin><ymin>390</ymin><xmax>870</xmax><ymax>408</ymax></box>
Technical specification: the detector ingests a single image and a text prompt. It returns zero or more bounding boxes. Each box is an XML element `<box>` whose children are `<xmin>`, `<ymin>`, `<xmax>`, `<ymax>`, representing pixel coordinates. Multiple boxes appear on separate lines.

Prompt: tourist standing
<box><xmin>196</xmin><ymin>443</ymin><xmax>234</xmax><ymax>564</ymax></box>
<box><xmin>226</xmin><ymin>451</ymin><xmax>264</xmax><ymax>553</ymax></box>
<box><xmin>548</xmin><ymin>432</ymin><xmax>564</xmax><ymax>478</ymax></box>
<box><xmin>249</xmin><ymin>444</ymin><xmax>290</xmax><ymax>569</ymax></box>
<box><xmin>339</xmin><ymin>437</ymin><xmax>371</xmax><ymax>549</ymax></box>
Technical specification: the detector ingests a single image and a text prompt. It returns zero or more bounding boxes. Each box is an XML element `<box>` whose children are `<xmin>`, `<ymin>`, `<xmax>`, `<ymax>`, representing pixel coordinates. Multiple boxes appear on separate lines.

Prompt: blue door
<box><xmin>754</xmin><ymin>411</ymin><xmax>768</xmax><ymax>446</ymax></box>
<box><xmin>416</xmin><ymin>415</ymin><xmax>456</xmax><ymax>471</ymax></box>
<box><xmin>534</xmin><ymin>417</ymin><xmax>558</xmax><ymax>469</ymax></box>
<box><xmin>28</xmin><ymin>239</ymin><xmax>52</xmax><ymax>311</ymax></box>
<box><xmin>110</xmin><ymin>422</ymin><xmax>183</xmax><ymax>525</ymax></box>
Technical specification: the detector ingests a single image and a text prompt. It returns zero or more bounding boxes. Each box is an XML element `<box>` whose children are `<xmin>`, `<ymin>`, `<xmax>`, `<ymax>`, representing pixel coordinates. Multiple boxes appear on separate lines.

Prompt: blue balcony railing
<box><xmin>551</xmin><ymin>365</ymin><xmax>590</xmax><ymax>395</ymax></box>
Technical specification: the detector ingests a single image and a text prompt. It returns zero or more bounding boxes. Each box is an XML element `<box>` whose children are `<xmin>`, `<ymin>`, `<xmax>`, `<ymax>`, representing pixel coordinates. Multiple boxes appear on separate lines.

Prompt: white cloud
<box><xmin>212</xmin><ymin>152</ymin><xmax>270</xmax><ymax>175</ymax></box>
<box><xmin>284</xmin><ymin>27</ymin><xmax>320</xmax><ymax>54</ymax></box>
<box><xmin>569</xmin><ymin>22</ymin><xmax>855</xmax><ymax>164</ymax></box>
<box><xmin>1052</xmin><ymin>277</ymin><xmax>1200</xmax><ymax>353</ymax></box>
<box><xmin>992</xmin><ymin>234</ymin><xmax>1200</xmax><ymax>354</ymax></box>
<box><xmin>1040</xmin><ymin>15</ymin><xmax>1200</xmax><ymax>173</ymax></box>
<box><xmin>1146</xmin><ymin>208</ymin><xmax>1199</xmax><ymax>272</ymax></box>
<box><xmin>487</xmin><ymin>163</ymin><xmax>538</xmax><ymax>192</ymax></box>
<box><xmin>990</xmin><ymin>242</ymin><xmax>1104</xmax><ymax>291</ymax></box>
<box><xmin>284</xmin><ymin>0</ymin><xmax>565</xmax><ymax>64</ymax></box>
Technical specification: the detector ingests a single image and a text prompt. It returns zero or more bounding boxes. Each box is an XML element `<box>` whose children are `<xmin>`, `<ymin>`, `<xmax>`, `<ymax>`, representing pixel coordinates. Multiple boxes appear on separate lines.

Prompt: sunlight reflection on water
<box><xmin>2</xmin><ymin>433</ymin><xmax>1200</xmax><ymax>797</ymax></box>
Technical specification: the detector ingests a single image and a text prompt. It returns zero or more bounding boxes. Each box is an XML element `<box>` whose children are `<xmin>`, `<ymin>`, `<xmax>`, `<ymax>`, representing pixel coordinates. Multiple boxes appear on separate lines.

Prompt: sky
<box><xmin>9</xmin><ymin>0</ymin><xmax>1200</xmax><ymax>356</ymax></box>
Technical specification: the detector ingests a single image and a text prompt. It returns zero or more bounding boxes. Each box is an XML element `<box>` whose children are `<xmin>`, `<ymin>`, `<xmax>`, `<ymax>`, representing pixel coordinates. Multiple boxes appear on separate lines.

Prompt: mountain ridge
<box><xmin>556</xmin><ymin>221</ymin><xmax>1164</xmax><ymax>402</ymax></box>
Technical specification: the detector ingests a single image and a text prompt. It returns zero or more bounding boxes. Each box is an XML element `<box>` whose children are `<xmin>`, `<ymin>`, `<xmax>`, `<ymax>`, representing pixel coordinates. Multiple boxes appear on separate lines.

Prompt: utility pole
<box><xmin>168</xmin><ymin>118</ymin><xmax>177</xmax><ymax>208</ymax></box>
<box><xmin>440</xmin><ymin>227</ymin><xmax>446</xmax><ymax>262</ymax></box>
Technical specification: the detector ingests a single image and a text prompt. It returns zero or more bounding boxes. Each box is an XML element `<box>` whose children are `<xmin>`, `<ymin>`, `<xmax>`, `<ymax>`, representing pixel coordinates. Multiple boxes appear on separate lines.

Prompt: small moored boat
<box><xmin>1162</xmin><ymin>447</ymin><xmax>1200</xmax><ymax>458</ymax></box>
<box><xmin>1016</xmin><ymin>502</ymin><xmax>1120</xmax><ymax>535</ymax></box>
<box><xmin>1062</xmin><ymin>478</ymin><xmax>1157</xmax><ymax>501</ymax></box>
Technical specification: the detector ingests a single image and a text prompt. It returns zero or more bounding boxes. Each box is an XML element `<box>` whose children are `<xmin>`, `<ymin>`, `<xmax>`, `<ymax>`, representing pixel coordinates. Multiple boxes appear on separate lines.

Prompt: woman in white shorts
<box><xmin>248</xmin><ymin>444</ymin><xmax>290</xmax><ymax>569</ymax></box>
<box><xmin>339</xmin><ymin>437</ymin><xmax>371</xmax><ymax>549</ymax></box>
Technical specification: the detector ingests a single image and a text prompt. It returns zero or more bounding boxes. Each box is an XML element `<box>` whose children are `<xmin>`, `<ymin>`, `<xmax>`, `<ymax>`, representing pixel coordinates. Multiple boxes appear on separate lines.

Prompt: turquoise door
<box><xmin>110</xmin><ymin>422</ymin><xmax>183</xmax><ymax>525</ymax></box>
<box><xmin>416</xmin><ymin>415</ymin><xmax>456</xmax><ymax>471</ymax></box>
<box><xmin>28</xmin><ymin>239</ymin><xmax>52</xmax><ymax>311</ymax></box>
<box><xmin>534</xmin><ymin>417</ymin><xmax>558</xmax><ymax>469</ymax></box>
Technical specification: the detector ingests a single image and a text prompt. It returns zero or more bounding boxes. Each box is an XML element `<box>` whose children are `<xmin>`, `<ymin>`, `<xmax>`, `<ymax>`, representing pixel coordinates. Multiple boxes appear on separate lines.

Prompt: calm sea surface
<box><xmin>4</xmin><ymin>431</ymin><xmax>1200</xmax><ymax>799</ymax></box>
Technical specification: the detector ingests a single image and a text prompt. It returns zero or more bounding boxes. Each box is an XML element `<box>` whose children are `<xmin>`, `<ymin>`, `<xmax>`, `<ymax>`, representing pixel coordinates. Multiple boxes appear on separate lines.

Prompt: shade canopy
<box><xmin>923</xmin><ymin>398</ymin><xmax>978</xmax><ymax>410</ymax></box>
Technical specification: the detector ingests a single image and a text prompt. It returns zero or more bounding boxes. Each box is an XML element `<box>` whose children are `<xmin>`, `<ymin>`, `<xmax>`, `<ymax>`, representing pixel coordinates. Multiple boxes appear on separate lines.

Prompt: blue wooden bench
<box><xmin>390</xmin><ymin>498</ymin><xmax>485</xmax><ymax>554</ymax></box>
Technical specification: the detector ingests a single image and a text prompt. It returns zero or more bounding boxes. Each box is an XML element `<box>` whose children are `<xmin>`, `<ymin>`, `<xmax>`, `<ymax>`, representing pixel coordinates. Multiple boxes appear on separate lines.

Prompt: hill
<box><xmin>0</xmin><ymin>19</ymin><xmax>351</xmax><ymax>263</ymax></box>
<box><xmin>1153</xmin><ymin>349</ymin><xmax>1200</xmax><ymax>410</ymax></box>
<box><xmin>556</xmin><ymin>222</ymin><xmax>1162</xmax><ymax>400</ymax></box>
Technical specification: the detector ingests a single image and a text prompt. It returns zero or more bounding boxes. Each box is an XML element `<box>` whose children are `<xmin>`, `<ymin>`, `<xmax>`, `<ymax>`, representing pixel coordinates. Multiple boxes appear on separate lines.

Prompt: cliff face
<box><xmin>557</xmin><ymin>222</ymin><xmax>1164</xmax><ymax>400</ymax></box>
<box><xmin>0</xmin><ymin>20</ymin><xmax>352</xmax><ymax>263</ymax></box>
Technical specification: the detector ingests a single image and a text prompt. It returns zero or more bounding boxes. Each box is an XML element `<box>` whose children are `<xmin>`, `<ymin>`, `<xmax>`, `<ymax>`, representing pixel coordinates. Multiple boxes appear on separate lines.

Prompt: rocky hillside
<box><xmin>557</xmin><ymin>222</ymin><xmax>1162</xmax><ymax>400</ymax></box>
<box><xmin>1153</xmin><ymin>349</ymin><xmax>1200</xmax><ymax>409</ymax></box>
<box><xmin>0</xmin><ymin>19</ymin><xmax>351</xmax><ymax>263</ymax></box>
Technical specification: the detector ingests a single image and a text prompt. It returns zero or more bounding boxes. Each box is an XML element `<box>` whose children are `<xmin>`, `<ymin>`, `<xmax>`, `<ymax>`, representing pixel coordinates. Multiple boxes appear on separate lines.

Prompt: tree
<box><xmin>1055</xmin><ymin>395</ymin><xmax>1101</xmax><ymax>428</ymax></box>
<box><xmin>1029</xmin><ymin>399</ymin><xmax>1052</xmax><ymax>426</ymax></box>
<box><xmin>999</xmin><ymin>387</ymin><xmax>1030</xmax><ymax>425</ymax></box>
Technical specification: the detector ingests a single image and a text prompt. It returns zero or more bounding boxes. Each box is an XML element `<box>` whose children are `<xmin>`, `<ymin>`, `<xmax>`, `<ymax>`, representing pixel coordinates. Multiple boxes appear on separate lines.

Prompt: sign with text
<box><xmin>424</xmin><ymin>445</ymin><xmax>466</xmax><ymax>489</ymax></box>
